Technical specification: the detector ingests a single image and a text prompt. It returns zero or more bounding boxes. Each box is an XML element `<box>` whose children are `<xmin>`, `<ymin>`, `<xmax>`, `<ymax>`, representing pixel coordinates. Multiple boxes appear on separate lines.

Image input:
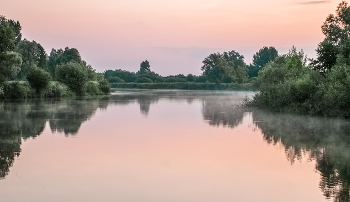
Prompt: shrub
<box><xmin>98</xmin><ymin>79</ymin><xmax>110</xmax><ymax>94</ymax></box>
<box><xmin>44</xmin><ymin>81</ymin><xmax>74</xmax><ymax>98</ymax></box>
<box><xmin>86</xmin><ymin>81</ymin><xmax>102</xmax><ymax>95</ymax></box>
<box><xmin>55</xmin><ymin>62</ymin><xmax>88</xmax><ymax>96</ymax></box>
<box><xmin>135</xmin><ymin>77</ymin><xmax>153</xmax><ymax>83</ymax></box>
<box><xmin>26</xmin><ymin>67</ymin><xmax>51</xmax><ymax>96</ymax></box>
<box><xmin>108</xmin><ymin>76</ymin><xmax>125</xmax><ymax>83</ymax></box>
<box><xmin>3</xmin><ymin>81</ymin><xmax>31</xmax><ymax>99</ymax></box>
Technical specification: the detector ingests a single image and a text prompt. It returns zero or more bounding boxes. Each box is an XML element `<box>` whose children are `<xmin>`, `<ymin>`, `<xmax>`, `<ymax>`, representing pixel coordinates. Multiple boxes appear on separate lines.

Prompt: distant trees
<box><xmin>201</xmin><ymin>50</ymin><xmax>247</xmax><ymax>83</ymax></box>
<box><xmin>248</xmin><ymin>47</ymin><xmax>278</xmax><ymax>78</ymax></box>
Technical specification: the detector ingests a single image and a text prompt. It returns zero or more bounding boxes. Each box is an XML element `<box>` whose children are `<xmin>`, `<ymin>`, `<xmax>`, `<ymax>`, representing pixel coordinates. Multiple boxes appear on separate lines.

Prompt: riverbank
<box><xmin>111</xmin><ymin>82</ymin><xmax>257</xmax><ymax>91</ymax></box>
<box><xmin>0</xmin><ymin>80</ymin><xmax>110</xmax><ymax>99</ymax></box>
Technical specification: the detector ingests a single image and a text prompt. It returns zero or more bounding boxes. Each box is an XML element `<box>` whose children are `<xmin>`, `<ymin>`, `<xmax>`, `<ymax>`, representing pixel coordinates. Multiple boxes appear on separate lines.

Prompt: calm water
<box><xmin>0</xmin><ymin>89</ymin><xmax>349</xmax><ymax>202</ymax></box>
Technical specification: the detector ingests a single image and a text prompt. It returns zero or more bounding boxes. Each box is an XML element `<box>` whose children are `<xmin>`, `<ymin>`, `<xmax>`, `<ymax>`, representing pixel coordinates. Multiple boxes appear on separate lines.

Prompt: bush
<box><xmin>26</xmin><ymin>67</ymin><xmax>51</xmax><ymax>96</ymax></box>
<box><xmin>44</xmin><ymin>81</ymin><xmax>74</xmax><ymax>98</ymax></box>
<box><xmin>108</xmin><ymin>76</ymin><xmax>125</xmax><ymax>83</ymax></box>
<box><xmin>135</xmin><ymin>77</ymin><xmax>153</xmax><ymax>83</ymax></box>
<box><xmin>86</xmin><ymin>81</ymin><xmax>102</xmax><ymax>95</ymax></box>
<box><xmin>2</xmin><ymin>81</ymin><xmax>31</xmax><ymax>99</ymax></box>
<box><xmin>98</xmin><ymin>79</ymin><xmax>110</xmax><ymax>94</ymax></box>
<box><xmin>55</xmin><ymin>62</ymin><xmax>88</xmax><ymax>95</ymax></box>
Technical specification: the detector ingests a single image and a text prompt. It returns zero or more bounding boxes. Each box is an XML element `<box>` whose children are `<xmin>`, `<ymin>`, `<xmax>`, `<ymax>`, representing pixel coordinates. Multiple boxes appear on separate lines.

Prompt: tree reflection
<box><xmin>0</xmin><ymin>97</ymin><xmax>109</xmax><ymax>179</ymax></box>
<box><xmin>0</xmin><ymin>90</ymin><xmax>253</xmax><ymax>181</ymax></box>
<box><xmin>252</xmin><ymin>110</ymin><xmax>350</xmax><ymax>202</ymax></box>
<box><xmin>201</xmin><ymin>98</ymin><xmax>245</xmax><ymax>128</ymax></box>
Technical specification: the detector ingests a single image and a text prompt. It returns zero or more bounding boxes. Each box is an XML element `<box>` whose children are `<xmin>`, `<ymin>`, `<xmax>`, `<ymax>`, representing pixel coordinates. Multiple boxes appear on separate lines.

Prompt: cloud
<box><xmin>299</xmin><ymin>0</ymin><xmax>331</xmax><ymax>5</ymax></box>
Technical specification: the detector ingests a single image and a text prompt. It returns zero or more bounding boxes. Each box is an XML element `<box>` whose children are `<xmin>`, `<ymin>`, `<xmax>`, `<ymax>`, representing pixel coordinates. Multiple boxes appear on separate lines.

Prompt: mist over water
<box><xmin>0</xmin><ymin>90</ymin><xmax>349</xmax><ymax>201</ymax></box>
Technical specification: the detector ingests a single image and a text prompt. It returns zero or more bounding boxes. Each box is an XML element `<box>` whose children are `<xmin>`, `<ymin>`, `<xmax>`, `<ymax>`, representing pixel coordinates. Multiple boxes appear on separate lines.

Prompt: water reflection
<box><xmin>1</xmin><ymin>90</ymin><xmax>350</xmax><ymax>202</ymax></box>
<box><xmin>0</xmin><ymin>98</ymin><xmax>110</xmax><ymax>179</ymax></box>
<box><xmin>252</xmin><ymin>110</ymin><xmax>350</xmax><ymax>202</ymax></box>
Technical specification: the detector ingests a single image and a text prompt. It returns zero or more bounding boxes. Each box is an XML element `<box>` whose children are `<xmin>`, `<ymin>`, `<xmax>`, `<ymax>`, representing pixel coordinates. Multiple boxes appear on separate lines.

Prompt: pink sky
<box><xmin>2</xmin><ymin>0</ymin><xmax>340</xmax><ymax>75</ymax></box>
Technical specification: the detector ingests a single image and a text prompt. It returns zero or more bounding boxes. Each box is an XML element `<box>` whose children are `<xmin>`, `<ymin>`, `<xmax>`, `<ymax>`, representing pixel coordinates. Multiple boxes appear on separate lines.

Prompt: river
<box><xmin>0</xmin><ymin>89</ymin><xmax>349</xmax><ymax>202</ymax></box>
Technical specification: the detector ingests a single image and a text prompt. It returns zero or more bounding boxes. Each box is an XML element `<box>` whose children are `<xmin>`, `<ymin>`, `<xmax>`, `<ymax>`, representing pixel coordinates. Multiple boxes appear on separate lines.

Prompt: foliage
<box><xmin>44</xmin><ymin>81</ymin><xmax>74</xmax><ymax>98</ymax></box>
<box><xmin>312</xmin><ymin>1</ymin><xmax>350</xmax><ymax>71</ymax></box>
<box><xmin>140</xmin><ymin>60</ymin><xmax>151</xmax><ymax>72</ymax></box>
<box><xmin>86</xmin><ymin>81</ymin><xmax>102</xmax><ymax>95</ymax></box>
<box><xmin>26</xmin><ymin>66</ymin><xmax>51</xmax><ymax>96</ymax></box>
<box><xmin>2</xmin><ymin>81</ymin><xmax>31</xmax><ymax>99</ymax></box>
<box><xmin>0</xmin><ymin>16</ymin><xmax>21</xmax><ymax>53</ymax></box>
<box><xmin>55</xmin><ymin>62</ymin><xmax>88</xmax><ymax>96</ymax></box>
<box><xmin>15</xmin><ymin>39</ymin><xmax>47</xmax><ymax>79</ymax></box>
<box><xmin>98</xmin><ymin>79</ymin><xmax>111</xmax><ymax>94</ymax></box>
<box><xmin>112</xmin><ymin>82</ymin><xmax>256</xmax><ymax>90</ymax></box>
<box><xmin>252</xmin><ymin>47</ymin><xmax>278</xmax><ymax>69</ymax></box>
<box><xmin>248</xmin><ymin>46</ymin><xmax>278</xmax><ymax>77</ymax></box>
<box><xmin>0</xmin><ymin>51</ymin><xmax>22</xmax><ymax>83</ymax></box>
<box><xmin>201</xmin><ymin>50</ymin><xmax>248</xmax><ymax>83</ymax></box>
<box><xmin>47</xmin><ymin>47</ymin><xmax>83</xmax><ymax>77</ymax></box>
<box><xmin>135</xmin><ymin>77</ymin><xmax>153</xmax><ymax>83</ymax></box>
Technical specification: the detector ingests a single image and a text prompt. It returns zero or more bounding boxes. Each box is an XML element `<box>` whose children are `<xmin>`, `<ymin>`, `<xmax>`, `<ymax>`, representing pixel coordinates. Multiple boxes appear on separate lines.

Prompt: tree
<box><xmin>26</xmin><ymin>66</ymin><xmax>51</xmax><ymax>95</ymax></box>
<box><xmin>0</xmin><ymin>16</ymin><xmax>21</xmax><ymax>53</ymax></box>
<box><xmin>0</xmin><ymin>16</ymin><xmax>22</xmax><ymax>83</ymax></box>
<box><xmin>55</xmin><ymin>62</ymin><xmax>88</xmax><ymax>95</ymax></box>
<box><xmin>253</xmin><ymin>47</ymin><xmax>278</xmax><ymax>69</ymax></box>
<box><xmin>312</xmin><ymin>1</ymin><xmax>350</xmax><ymax>71</ymax></box>
<box><xmin>48</xmin><ymin>47</ymin><xmax>82</xmax><ymax>77</ymax></box>
<box><xmin>201</xmin><ymin>51</ymin><xmax>247</xmax><ymax>83</ymax></box>
<box><xmin>15</xmin><ymin>39</ymin><xmax>47</xmax><ymax>79</ymax></box>
<box><xmin>140</xmin><ymin>60</ymin><xmax>150</xmax><ymax>72</ymax></box>
<box><xmin>0</xmin><ymin>51</ymin><xmax>21</xmax><ymax>83</ymax></box>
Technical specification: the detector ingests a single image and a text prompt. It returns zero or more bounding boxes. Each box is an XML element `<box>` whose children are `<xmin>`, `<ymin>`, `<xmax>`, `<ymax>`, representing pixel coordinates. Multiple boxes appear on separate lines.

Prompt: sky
<box><xmin>1</xmin><ymin>0</ymin><xmax>341</xmax><ymax>75</ymax></box>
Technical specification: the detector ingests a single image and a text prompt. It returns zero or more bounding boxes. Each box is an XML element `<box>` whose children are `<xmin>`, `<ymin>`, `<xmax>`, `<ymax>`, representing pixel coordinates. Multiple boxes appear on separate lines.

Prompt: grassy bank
<box><xmin>111</xmin><ymin>82</ymin><xmax>257</xmax><ymax>91</ymax></box>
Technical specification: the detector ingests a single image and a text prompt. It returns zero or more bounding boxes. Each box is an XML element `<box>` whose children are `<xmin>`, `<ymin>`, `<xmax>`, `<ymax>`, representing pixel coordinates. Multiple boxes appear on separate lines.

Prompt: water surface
<box><xmin>0</xmin><ymin>90</ymin><xmax>349</xmax><ymax>202</ymax></box>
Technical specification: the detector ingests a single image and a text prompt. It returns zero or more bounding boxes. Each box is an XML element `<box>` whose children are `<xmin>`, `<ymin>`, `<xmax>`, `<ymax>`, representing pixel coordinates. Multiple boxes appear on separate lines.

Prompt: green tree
<box><xmin>0</xmin><ymin>16</ymin><xmax>22</xmax><ymax>83</ymax></box>
<box><xmin>312</xmin><ymin>1</ymin><xmax>350</xmax><ymax>71</ymax></box>
<box><xmin>0</xmin><ymin>16</ymin><xmax>21</xmax><ymax>53</ymax></box>
<box><xmin>26</xmin><ymin>66</ymin><xmax>51</xmax><ymax>96</ymax></box>
<box><xmin>15</xmin><ymin>39</ymin><xmax>47</xmax><ymax>79</ymax></box>
<box><xmin>48</xmin><ymin>47</ymin><xmax>82</xmax><ymax>77</ymax></box>
<box><xmin>252</xmin><ymin>47</ymin><xmax>278</xmax><ymax>69</ymax></box>
<box><xmin>248</xmin><ymin>46</ymin><xmax>278</xmax><ymax>78</ymax></box>
<box><xmin>201</xmin><ymin>51</ymin><xmax>247</xmax><ymax>83</ymax></box>
<box><xmin>140</xmin><ymin>60</ymin><xmax>150</xmax><ymax>72</ymax></box>
<box><xmin>0</xmin><ymin>52</ymin><xmax>22</xmax><ymax>83</ymax></box>
<box><xmin>55</xmin><ymin>62</ymin><xmax>88</xmax><ymax>95</ymax></box>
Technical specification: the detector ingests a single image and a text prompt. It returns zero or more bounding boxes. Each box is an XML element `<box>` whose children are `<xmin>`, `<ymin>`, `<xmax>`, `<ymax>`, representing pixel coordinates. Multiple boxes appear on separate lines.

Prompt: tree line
<box><xmin>0</xmin><ymin>16</ymin><xmax>110</xmax><ymax>99</ymax></box>
<box><xmin>103</xmin><ymin>47</ymin><xmax>279</xmax><ymax>85</ymax></box>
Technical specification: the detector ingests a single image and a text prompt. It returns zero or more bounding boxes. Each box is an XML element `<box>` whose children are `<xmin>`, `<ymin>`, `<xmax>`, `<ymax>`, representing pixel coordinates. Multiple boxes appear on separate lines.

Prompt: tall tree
<box><xmin>252</xmin><ymin>47</ymin><xmax>278</xmax><ymax>69</ymax></box>
<box><xmin>15</xmin><ymin>39</ymin><xmax>47</xmax><ymax>79</ymax></box>
<box><xmin>248</xmin><ymin>47</ymin><xmax>278</xmax><ymax>78</ymax></box>
<box><xmin>140</xmin><ymin>60</ymin><xmax>151</xmax><ymax>72</ymax></box>
<box><xmin>0</xmin><ymin>16</ymin><xmax>22</xmax><ymax>83</ymax></box>
<box><xmin>201</xmin><ymin>51</ymin><xmax>247</xmax><ymax>83</ymax></box>
<box><xmin>312</xmin><ymin>1</ymin><xmax>350</xmax><ymax>71</ymax></box>
<box><xmin>47</xmin><ymin>47</ymin><xmax>82</xmax><ymax>77</ymax></box>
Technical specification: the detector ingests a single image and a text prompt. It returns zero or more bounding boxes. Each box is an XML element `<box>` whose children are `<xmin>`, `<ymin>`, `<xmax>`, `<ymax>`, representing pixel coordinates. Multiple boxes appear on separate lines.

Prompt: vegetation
<box><xmin>26</xmin><ymin>67</ymin><xmax>51</xmax><ymax>96</ymax></box>
<box><xmin>248</xmin><ymin>1</ymin><xmax>350</xmax><ymax>117</ymax></box>
<box><xmin>0</xmin><ymin>15</ymin><xmax>110</xmax><ymax>99</ymax></box>
<box><xmin>103</xmin><ymin>49</ymin><xmax>272</xmax><ymax>90</ymax></box>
